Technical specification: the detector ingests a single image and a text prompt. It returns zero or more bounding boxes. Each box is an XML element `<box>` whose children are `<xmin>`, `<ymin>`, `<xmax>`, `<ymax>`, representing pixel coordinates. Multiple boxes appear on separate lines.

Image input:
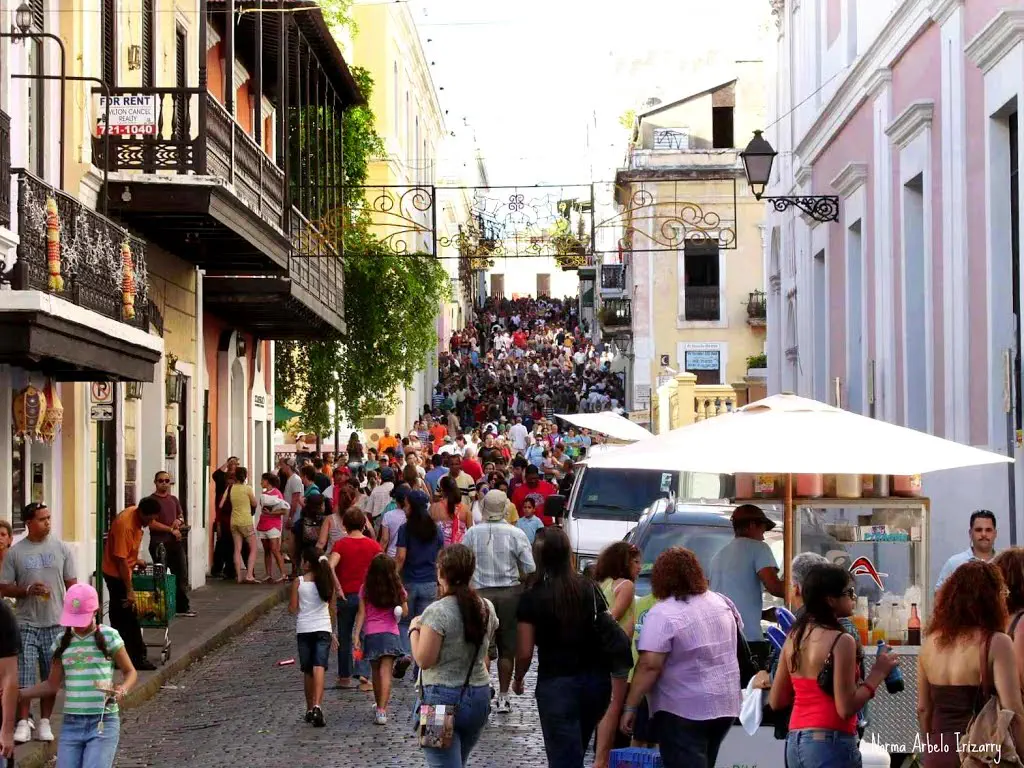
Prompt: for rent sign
<box><xmin>95</xmin><ymin>94</ymin><xmax>158</xmax><ymax>136</ymax></box>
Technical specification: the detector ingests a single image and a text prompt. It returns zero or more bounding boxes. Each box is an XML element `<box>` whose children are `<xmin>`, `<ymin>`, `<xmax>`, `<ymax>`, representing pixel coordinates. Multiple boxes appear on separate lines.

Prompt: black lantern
<box><xmin>165</xmin><ymin>356</ymin><xmax>185</xmax><ymax>404</ymax></box>
<box><xmin>740</xmin><ymin>131</ymin><xmax>839</xmax><ymax>223</ymax></box>
<box><xmin>236</xmin><ymin>333</ymin><xmax>247</xmax><ymax>359</ymax></box>
<box><xmin>740</xmin><ymin>130</ymin><xmax>776</xmax><ymax>201</ymax></box>
<box><xmin>14</xmin><ymin>2</ymin><xmax>31</xmax><ymax>34</ymax></box>
<box><xmin>125</xmin><ymin>381</ymin><xmax>144</xmax><ymax>401</ymax></box>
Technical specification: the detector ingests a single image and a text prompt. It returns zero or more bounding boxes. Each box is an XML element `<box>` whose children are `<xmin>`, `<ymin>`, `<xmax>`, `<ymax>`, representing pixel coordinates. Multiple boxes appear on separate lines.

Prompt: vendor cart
<box><xmin>132</xmin><ymin>559</ymin><xmax>176</xmax><ymax>665</ymax></box>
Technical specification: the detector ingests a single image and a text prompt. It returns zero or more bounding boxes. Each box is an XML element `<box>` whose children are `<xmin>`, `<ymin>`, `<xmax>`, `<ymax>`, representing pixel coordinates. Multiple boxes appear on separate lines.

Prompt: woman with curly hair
<box><xmin>994</xmin><ymin>547</ymin><xmax>1024</xmax><ymax>686</ymax></box>
<box><xmin>593</xmin><ymin>541</ymin><xmax>641</xmax><ymax>768</ymax></box>
<box><xmin>619</xmin><ymin>547</ymin><xmax>742</xmax><ymax>768</ymax></box>
<box><xmin>919</xmin><ymin>559</ymin><xmax>1024</xmax><ymax>767</ymax></box>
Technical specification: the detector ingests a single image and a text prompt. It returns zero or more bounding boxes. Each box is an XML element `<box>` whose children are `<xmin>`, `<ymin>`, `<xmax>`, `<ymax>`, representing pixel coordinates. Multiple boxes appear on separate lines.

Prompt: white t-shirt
<box><xmin>296</xmin><ymin>579</ymin><xmax>332</xmax><ymax>634</ymax></box>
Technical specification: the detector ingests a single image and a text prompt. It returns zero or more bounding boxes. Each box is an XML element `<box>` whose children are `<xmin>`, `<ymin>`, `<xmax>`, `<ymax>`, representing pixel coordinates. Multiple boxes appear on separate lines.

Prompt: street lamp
<box><xmin>740</xmin><ymin>130</ymin><xmax>839</xmax><ymax>223</ymax></box>
<box><xmin>14</xmin><ymin>2</ymin><xmax>31</xmax><ymax>34</ymax></box>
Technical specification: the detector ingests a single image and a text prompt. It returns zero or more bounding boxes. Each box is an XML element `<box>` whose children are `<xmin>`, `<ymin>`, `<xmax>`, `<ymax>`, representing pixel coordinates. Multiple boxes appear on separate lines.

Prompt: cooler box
<box><xmin>608</xmin><ymin>747</ymin><xmax>662</xmax><ymax>768</ymax></box>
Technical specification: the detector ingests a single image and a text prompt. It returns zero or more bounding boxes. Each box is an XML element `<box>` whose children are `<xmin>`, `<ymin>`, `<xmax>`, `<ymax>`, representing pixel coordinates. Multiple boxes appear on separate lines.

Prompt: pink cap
<box><xmin>60</xmin><ymin>584</ymin><xmax>99</xmax><ymax>628</ymax></box>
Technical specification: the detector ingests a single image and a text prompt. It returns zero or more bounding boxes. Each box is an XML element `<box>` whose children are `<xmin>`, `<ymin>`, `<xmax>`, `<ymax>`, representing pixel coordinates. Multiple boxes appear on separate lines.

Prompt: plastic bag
<box><xmin>740</xmin><ymin>677</ymin><xmax>764</xmax><ymax>736</ymax></box>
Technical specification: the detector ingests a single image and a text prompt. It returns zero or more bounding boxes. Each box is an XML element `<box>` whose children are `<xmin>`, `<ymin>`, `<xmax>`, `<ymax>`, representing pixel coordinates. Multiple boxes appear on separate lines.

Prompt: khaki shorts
<box><xmin>478</xmin><ymin>585</ymin><xmax>523</xmax><ymax>661</ymax></box>
<box><xmin>231</xmin><ymin>522</ymin><xmax>255</xmax><ymax>538</ymax></box>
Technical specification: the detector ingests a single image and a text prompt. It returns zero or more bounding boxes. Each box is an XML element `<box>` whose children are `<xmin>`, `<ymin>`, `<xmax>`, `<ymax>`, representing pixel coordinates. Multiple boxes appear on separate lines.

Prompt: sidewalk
<box><xmin>15</xmin><ymin>566</ymin><xmax>289</xmax><ymax>768</ymax></box>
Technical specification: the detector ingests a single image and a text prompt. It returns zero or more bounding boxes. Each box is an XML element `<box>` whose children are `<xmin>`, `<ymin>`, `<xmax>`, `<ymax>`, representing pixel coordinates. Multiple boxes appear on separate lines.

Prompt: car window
<box><xmin>573</xmin><ymin>469</ymin><xmax>678</xmax><ymax>522</ymax></box>
<box><xmin>635</xmin><ymin>524</ymin><xmax>735</xmax><ymax>575</ymax></box>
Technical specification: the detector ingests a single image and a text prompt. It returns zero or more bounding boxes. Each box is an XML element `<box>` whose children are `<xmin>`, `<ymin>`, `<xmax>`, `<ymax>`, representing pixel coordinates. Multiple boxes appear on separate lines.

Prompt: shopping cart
<box><xmin>132</xmin><ymin>558</ymin><xmax>177</xmax><ymax>665</ymax></box>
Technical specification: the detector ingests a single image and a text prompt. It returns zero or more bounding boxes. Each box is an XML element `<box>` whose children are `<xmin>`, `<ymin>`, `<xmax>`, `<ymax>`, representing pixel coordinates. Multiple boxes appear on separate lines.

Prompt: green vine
<box><xmin>276</xmin><ymin>38</ymin><xmax>450</xmax><ymax>436</ymax></box>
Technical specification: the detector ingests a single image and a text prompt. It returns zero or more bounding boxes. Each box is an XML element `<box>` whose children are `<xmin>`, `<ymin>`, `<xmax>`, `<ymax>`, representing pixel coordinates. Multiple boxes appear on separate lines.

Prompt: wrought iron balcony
<box><xmin>600</xmin><ymin>264</ymin><xmax>626</xmax><ymax>294</ymax></box>
<box><xmin>94</xmin><ymin>88</ymin><xmax>286</xmax><ymax>230</ymax></box>
<box><xmin>684</xmin><ymin>285</ymin><xmax>721</xmax><ymax>321</ymax></box>
<box><xmin>747</xmin><ymin>289</ymin><xmax>767</xmax><ymax>325</ymax></box>
<box><xmin>8</xmin><ymin>170</ymin><xmax>149</xmax><ymax>331</ymax></box>
<box><xmin>599</xmin><ymin>297</ymin><xmax>632</xmax><ymax>329</ymax></box>
<box><xmin>0</xmin><ymin>111</ymin><xmax>9</xmax><ymax>230</ymax></box>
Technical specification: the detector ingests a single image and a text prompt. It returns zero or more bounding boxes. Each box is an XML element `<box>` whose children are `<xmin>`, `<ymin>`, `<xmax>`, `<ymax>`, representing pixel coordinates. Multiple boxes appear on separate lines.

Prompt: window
<box><xmin>683</xmin><ymin>241</ymin><xmax>720</xmax><ymax>321</ymax></box>
<box><xmin>102</xmin><ymin>0</ymin><xmax>117</xmax><ymax>86</ymax></box>
<box><xmin>653</xmin><ymin>128</ymin><xmax>688</xmax><ymax>150</ymax></box>
<box><xmin>490</xmin><ymin>273</ymin><xmax>504</xmax><ymax>299</ymax></box>
<box><xmin>1010</xmin><ymin>111</ymin><xmax>1021</xmax><ymax>433</ymax></box>
<box><xmin>574</xmin><ymin>469</ymin><xmax>678</xmax><ymax>522</ymax></box>
<box><xmin>712</xmin><ymin>106</ymin><xmax>734</xmax><ymax>148</ymax></box>
<box><xmin>536</xmin><ymin>274</ymin><xmax>550</xmax><ymax>297</ymax></box>
<box><xmin>26</xmin><ymin>36</ymin><xmax>44</xmax><ymax>176</ymax></box>
<box><xmin>141</xmin><ymin>0</ymin><xmax>155</xmax><ymax>88</ymax></box>
<box><xmin>847</xmin><ymin>220</ymin><xmax>864</xmax><ymax>412</ymax></box>
<box><xmin>173</xmin><ymin>26</ymin><xmax>187</xmax><ymax>139</ymax></box>
<box><xmin>903</xmin><ymin>174</ymin><xmax>927</xmax><ymax>431</ymax></box>
<box><xmin>812</xmin><ymin>250</ymin><xmax>827</xmax><ymax>401</ymax></box>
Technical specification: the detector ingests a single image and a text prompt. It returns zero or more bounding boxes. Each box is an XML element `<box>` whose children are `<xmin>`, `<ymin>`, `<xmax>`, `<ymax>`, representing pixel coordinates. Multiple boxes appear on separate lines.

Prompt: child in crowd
<box><xmin>257</xmin><ymin>472</ymin><xmax>289</xmax><ymax>583</ymax></box>
<box><xmin>354</xmin><ymin>554</ymin><xmax>408</xmax><ymax>725</ymax></box>
<box><xmin>20</xmin><ymin>583</ymin><xmax>137</xmax><ymax>768</ymax></box>
<box><xmin>288</xmin><ymin>547</ymin><xmax>337</xmax><ymax>728</ymax></box>
<box><xmin>516</xmin><ymin>497</ymin><xmax>544</xmax><ymax>544</ymax></box>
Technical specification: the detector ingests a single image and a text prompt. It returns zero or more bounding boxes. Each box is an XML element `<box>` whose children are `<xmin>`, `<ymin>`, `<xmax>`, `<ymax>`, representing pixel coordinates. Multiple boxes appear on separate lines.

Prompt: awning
<box><xmin>275</xmin><ymin>404</ymin><xmax>301</xmax><ymax>423</ymax></box>
<box><xmin>554</xmin><ymin>412</ymin><xmax>653</xmax><ymax>442</ymax></box>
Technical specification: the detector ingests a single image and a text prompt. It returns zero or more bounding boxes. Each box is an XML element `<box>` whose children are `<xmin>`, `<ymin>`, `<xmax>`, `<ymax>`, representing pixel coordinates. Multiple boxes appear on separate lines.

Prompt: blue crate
<box><xmin>609</xmin><ymin>747</ymin><xmax>662</xmax><ymax>768</ymax></box>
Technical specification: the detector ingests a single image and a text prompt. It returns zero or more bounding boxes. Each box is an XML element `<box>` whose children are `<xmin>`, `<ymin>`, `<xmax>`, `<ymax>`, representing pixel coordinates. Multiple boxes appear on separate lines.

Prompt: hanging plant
<box><xmin>121</xmin><ymin>239</ymin><xmax>136</xmax><ymax>320</ymax></box>
<box><xmin>45</xmin><ymin>196</ymin><xmax>63</xmax><ymax>291</ymax></box>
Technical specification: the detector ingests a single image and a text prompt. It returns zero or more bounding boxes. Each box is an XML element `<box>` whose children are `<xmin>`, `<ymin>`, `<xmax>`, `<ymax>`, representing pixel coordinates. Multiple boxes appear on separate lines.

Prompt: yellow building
<box><xmin>602</xmin><ymin>64</ymin><xmax>768</xmax><ymax>428</ymax></box>
<box><xmin>348</xmin><ymin>2</ymin><xmax>453</xmax><ymax>436</ymax></box>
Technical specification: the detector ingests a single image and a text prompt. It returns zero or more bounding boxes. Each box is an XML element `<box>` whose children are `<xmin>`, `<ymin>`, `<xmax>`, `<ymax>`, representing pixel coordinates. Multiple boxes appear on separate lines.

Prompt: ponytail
<box><xmin>301</xmin><ymin>547</ymin><xmax>335</xmax><ymax>603</ymax></box>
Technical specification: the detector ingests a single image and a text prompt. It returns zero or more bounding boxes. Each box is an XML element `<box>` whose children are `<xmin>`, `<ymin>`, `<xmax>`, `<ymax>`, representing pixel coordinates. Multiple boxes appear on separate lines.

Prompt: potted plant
<box><xmin>746</xmin><ymin>353</ymin><xmax>767</xmax><ymax>376</ymax></box>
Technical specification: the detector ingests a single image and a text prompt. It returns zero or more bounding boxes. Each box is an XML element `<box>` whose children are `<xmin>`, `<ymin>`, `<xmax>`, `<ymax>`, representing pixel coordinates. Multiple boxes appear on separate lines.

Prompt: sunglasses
<box><xmin>841</xmin><ymin>588</ymin><xmax>857</xmax><ymax>599</ymax></box>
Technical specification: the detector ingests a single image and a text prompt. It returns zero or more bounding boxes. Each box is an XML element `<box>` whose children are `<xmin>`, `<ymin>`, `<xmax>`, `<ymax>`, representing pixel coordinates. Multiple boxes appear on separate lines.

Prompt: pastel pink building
<box><xmin>764</xmin><ymin>0</ymin><xmax>1024</xmax><ymax>578</ymax></box>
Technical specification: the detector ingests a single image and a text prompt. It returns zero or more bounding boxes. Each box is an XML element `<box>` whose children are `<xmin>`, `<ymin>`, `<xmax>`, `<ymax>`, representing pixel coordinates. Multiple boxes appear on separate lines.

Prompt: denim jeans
<box><xmin>654</xmin><ymin>712</ymin><xmax>734</xmax><ymax>768</ymax></box>
<box><xmin>400</xmin><ymin>581</ymin><xmax>438</xmax><ymax>675</ymax></box>
<box><xmin>56</xmin><ymin>712</ymin><xmax>120</xmax><ymax>768</ymax></box>
<box><xmin>337</xmin><ymin>594</ymin><xmax>369</xmax><ymax>679</ymax></box>
<box><xmin>419</xmin><ymin>684</ymin><xmax>491</xmax><ymax>768</ymax></box>
<box><xmin>535</xmin><ymin>673</ymin><xmax>611</xmax><ymax>768</ymax></box>
<box><xmin>786</xmin><ymin>729</ymin><xmax>862</xmax><ymax>768</ymax></box>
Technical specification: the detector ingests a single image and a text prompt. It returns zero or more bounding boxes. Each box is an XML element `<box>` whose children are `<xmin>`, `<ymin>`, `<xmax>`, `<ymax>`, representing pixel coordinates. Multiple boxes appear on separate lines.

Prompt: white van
<box><xmin>564</xmin><ymin>462</ymin><xmax>733</xmax><ymax>572</ymax></box>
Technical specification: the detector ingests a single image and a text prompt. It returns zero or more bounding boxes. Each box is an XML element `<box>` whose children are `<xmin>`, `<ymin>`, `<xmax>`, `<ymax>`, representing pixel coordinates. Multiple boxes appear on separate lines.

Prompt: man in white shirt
<box><xmin>509</xmin><ymin>417</ymin><xmax>529</xmax><ymax>454</ymax></box>
<box><xmin>363</xmin><ymin>467</ymin><xmax>396</xmax><ymax>526</ymax></box>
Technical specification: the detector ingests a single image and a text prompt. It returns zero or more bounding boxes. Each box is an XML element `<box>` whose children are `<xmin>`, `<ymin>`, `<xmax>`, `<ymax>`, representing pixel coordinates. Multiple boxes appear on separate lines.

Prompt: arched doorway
<box><xmin>230</xmin><ymin>357</ymin><xmax>245</xmax><ymax>461</ymax></box>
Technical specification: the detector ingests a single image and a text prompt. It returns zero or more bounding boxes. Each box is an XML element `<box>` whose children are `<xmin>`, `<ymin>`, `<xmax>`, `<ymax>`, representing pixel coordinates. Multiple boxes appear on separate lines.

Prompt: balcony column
<box><xmin>224</xmin><ymin>0</ymin><xmax>234</xmax><ymax>113</ymax></box>
<box><xmin>197</xmin><ymin>0</ymin><xmax>208</xmax><ymax>173</ymax></box>
<box><xmin>277</xmin><ymin>1</ymin><xmax>289</xmax><ymax>222</ymax></box>
<box><xmin>253</xmin><ymin>0</ymin><xmax>262</xmax><ymax>149</ymax></box>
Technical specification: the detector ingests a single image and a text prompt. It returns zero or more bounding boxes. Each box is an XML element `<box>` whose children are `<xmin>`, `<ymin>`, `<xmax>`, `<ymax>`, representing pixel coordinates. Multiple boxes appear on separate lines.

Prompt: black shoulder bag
<box><xmin>592</xmin><ymin>585</ymin><xmax>634</xmax><ymax>675</ymax></box>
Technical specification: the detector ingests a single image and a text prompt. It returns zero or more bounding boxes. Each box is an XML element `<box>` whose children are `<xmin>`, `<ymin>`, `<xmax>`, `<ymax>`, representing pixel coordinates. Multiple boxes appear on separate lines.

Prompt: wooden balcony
<box><xmin>600</xmin><ymin>263</ymin><xmax>627</xmax><ymax>296</ymax></box>
<box><xmin>599</xmin><ymin>297</ymin><xmax>632</xmax><ymax>331</ymax></box>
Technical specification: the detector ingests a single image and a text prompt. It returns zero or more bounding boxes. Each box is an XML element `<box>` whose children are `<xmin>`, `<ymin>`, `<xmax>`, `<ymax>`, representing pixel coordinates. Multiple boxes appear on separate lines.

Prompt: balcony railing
<box><xmin>93</xmin><ymin>88</ymin><xmax>286</xmax><ymax>230</ymax></box>
<box><xmin>684</xmin><ymin>285</ymin><xmax>721</xmax><ymax>321</ymax></box>
<box><xmin>0</xmin><ymin>111</ymin><xmax>9</xmax><ymax>229</ymax></box>
<box><xmin>289</xmin><ymin>207</ymin><xmax>343</xmax><ymax>318</ymax></box>
<box><xmin>599</xmin><ymin>298</ymin><xmax>632</xmax><ymax>328</ymax></box>
<box><xmin>600</xmin><ymin>263</ymin><xmax>626</xmax><ymax>292</ymax></box>
<box><xmin>10</xmin><ymin>170</ymin><xmax>149</xmax><ymax>330</ymax></box>
<box><xmin>747</xmin><ymin>289</ymin><xmax>767</xmax><ymax>324</ymax></box>
<box><xmin>694</xmin><ymin>385</ymin><xmax>737</xmax><ymax>422</ymax></box>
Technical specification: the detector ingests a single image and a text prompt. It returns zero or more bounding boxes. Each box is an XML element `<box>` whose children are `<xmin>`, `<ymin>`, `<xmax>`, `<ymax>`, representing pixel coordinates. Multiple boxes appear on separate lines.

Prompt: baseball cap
<box><xmin>380</xmin><ymin>467</ymin><xmax>395</xmax><ymax>483</ymax></box>
<box><xmin>483</xmin><ymin>489</ymin><xmax>509</xmax><ymax>521</ymax></box>
<box><xmin>391</xmin><ymin>484</ymin><xmax>412</xmax><ymax>503</ymax></box>
<box><xmin>407</xmin><ymin>489</ymin><xmax>431</xmax><ymax>512</ymax></box>
<box><xmin>731</xmin><ymin>504</ymin><xmax>777</xmax><ymax>531</ymax></box>
<box><xmin>60</xmin><ymin>583</ymin><xmax>99</xmax><ymax>628</ymax></box>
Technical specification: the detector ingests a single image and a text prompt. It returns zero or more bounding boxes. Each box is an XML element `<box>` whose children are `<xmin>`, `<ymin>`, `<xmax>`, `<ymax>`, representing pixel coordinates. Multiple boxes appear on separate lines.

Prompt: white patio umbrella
<box><xmin>581</xmin><ymin>393</ymin><xmax>1010</xmax><ymax>475</ymax></box>
<box><xmin>581</xmin><ymin>393</ymin><xmax>1011</xmax><ymax>599</ymax></box>
<box><xmin>555</xmin><ymin>411</ymin><xmax>653</xmax><ymax>443</ymax></box>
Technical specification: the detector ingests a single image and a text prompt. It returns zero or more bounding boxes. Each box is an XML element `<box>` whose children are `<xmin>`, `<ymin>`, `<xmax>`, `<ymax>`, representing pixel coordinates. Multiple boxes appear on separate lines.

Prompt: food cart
<box><xmin>583</xmin><ymin>394</ymin><xmax>1011</xmax><ymax>767</ymax></box>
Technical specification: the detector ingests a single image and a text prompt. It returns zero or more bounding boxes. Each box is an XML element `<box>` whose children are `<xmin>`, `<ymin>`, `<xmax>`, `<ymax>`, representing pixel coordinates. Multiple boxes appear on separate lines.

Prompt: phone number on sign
<box><xmin>96</xmin><ymin>124</ymin><xmax>158</xmax><ymax>136</ymax></box>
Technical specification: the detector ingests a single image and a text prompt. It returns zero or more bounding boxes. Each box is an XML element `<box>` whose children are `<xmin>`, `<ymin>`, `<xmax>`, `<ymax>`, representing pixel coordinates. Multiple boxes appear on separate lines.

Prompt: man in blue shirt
<box><xmin>708</xmin><ymin>504</ymin><xmax>785</xmax><ymax>649</ymax></box>
<box><xmin>935</xmin><ymin>509</ymin><xmax>997</xmax><ymax>590</ymax></box>
<box><xmin>424</xmin><ymin>454</ymin><xmax>449</xmax><ymax>493</ymax></box>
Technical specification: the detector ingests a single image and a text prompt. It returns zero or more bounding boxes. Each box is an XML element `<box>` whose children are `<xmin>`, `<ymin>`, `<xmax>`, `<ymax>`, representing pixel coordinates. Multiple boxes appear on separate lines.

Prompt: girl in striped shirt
<box><xmin>19</xmin><ymin>583</ymin><xmax>137</xmax><ymax>768</ymax></box>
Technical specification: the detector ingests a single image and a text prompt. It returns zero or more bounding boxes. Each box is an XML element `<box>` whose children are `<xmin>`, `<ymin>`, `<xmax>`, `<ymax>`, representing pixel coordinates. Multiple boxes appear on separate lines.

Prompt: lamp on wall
<box><xmin>13</xmin><ymin>2</ymin><xmax>31</xmax><ymax>34</ymax></box>
<box><xmin>236</xmin><ymin>333</ymin><xmax>247</xmax><ymax>359</ymax></box>
<box><xmin>165</xmin><ymin>355</ymin><xmax>185</xmax><ymax>405</ymax></box>
<box><xmin>125</xmin><ymin>381</ymin><xmax>144</xmax><ymax>401</ymax></box>
<box><xmin>740</xmin><ymin>130</ymin><xmax>840</xmax><ymax>223</ymax></box>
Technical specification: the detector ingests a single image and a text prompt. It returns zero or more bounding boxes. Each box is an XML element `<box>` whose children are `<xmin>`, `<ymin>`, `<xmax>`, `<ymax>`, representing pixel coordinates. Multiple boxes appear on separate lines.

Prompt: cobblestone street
<box><xmin>114</xmin><ymin>605</ymin><xmax>549</xmax><ymax>768</ymax></box>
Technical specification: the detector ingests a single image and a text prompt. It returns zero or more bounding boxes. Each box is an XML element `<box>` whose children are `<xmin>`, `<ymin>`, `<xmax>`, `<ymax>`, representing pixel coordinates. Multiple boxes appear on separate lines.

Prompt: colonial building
<box><xmin>763</xmin><ymin>0</ymin><xmax>1023</xmax><ymax>579</ymax></box>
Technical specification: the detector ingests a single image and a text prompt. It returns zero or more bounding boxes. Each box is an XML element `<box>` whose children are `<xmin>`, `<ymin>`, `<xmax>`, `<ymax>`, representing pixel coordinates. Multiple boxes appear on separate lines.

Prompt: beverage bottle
<box><xmin>907</xmin><ymin>603</ymin><xmax>921</xmax><ymax>646</ymax></box>
<box><xmin>886</xmin><ymin>601</ymin><xmax>902</xmax><ymax>646</ymax></box>
<box><xmin>852</xmin><ymin>597</ymin><xmax>869</xmax><ymax>645</ymax></box>
<box><xmin>876</xmin><ymin>640</ymin><xmax>904</xmax><ymax>693</ymax></box>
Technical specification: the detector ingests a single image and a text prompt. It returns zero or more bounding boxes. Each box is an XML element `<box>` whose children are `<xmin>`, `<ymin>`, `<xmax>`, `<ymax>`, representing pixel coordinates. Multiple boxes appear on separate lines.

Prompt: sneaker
<box><xmin>13</xmin><ymin>719</ymin><xmax>30</xmax><ymax>744</ymax></box>
<box><xmin>304</xmin><ymin>709</ymin><xmax>313</xmax><ymax>723</ymax></box>
<box><xmin>374</xmin><ymin>707</ymin><xmax>387</xmax><ymax>725</ymax></box>
<box><xmin>311</xmin><ymin>705</ymin><xmax>326</xmax><ymax>728</ymax></box>
<box><xmin>178</xmin><ymin>610</ymin><xmax>198</xmax><ymax>618</ymax></box>
<box><xmin>495</xmin><ymin>695</ymin><xmax>512</xmax><ymax>714</ymax></box>
<box><xmin>136</xmin><ymin>658</ymin><xmax>158</xmax><ymax>671</ymax></box>
<box><xmin>36</xmin><ymin>718</ymin><xmax>54</xmax><ymax>742</ymax></box>
<box><xmin>393</xmin><ymin>655</ymin><xmax>412</xmax><ymax>679</ymax></box>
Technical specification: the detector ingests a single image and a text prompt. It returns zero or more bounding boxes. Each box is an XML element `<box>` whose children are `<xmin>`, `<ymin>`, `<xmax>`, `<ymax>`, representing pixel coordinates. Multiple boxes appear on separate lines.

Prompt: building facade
<box><xmin>604</xmin><ymin>64</ymin><xmax>769</xmax><ymax>425</ymax></box>
<box><xmin>764</xmin><ymin>0</ymin><xmax>1024</xmax><ymax>580</ymax></box>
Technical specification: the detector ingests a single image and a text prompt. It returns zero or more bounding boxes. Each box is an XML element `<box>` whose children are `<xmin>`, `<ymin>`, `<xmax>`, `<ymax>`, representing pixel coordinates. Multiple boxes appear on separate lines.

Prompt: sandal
<box><xmin>243</xmin><ymin>578</ymin><xmax>259</xmax><ymax>584</ymax></box>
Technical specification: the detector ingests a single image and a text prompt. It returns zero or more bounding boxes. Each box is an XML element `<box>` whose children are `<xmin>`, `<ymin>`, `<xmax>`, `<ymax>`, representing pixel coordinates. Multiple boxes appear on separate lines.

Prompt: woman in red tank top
<box><xmin>768</xmin><ymin>563</ymin><xmax>898</xmax><ymax>768</ymax></box>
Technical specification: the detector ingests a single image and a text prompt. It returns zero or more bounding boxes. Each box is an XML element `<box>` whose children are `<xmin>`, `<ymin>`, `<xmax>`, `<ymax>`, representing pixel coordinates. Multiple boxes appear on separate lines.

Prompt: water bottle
<box><xmin>876</xmin><ymin>640</ymin><xmax>904</xmax><ymax>693</ymax></box>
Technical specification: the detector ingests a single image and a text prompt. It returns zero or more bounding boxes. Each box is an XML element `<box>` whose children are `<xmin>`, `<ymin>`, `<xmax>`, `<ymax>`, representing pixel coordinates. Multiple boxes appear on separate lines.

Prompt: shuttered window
<box><xmin>29</xmin><ymin>0</ymin><xmax>43</xmax><ymax>29</ymax></box>
<box><xmin>173</xmin><ymin>27</ymin><xmax>187</xmax><ymax>138</ymax></box>
<box><xmin>141</xmin><ymin>0</ymin><xmax>154</xmax><ymax>87</ymax></box>
<box><xmin>101</xmin><ymin>0</ymin><xmax>116</xmax><ymax>86</ymax></box>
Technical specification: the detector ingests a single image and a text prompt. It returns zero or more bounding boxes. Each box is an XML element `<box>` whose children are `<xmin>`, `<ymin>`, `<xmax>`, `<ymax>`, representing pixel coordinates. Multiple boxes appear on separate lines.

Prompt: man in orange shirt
<box><xmin>102</xmin><ymin>497</ymin><xmax>160</xmax><ymax>670</ymax></box>
<box><xmin>376</xmin><ymin>427</ymin><xmax>398</xmax><ymax>456</ymax></box>
<box><xmin>429</xmin><ymin>418</ymin><xmax>448</xmax><ymax>453</ymax></box>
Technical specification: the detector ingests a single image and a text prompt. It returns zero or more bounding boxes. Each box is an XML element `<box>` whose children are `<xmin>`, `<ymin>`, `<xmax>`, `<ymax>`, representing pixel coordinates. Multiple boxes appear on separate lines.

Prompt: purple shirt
<box><xmin>637</xmin><ymin>591</ymin><xmax>742</xmax><ymax>721</ymax></box>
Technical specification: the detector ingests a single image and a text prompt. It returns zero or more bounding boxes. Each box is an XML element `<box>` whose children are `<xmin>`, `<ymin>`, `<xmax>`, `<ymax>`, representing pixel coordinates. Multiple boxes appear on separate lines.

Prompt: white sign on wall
<box><xmin>678</xmin><ymin>342</ymin><xmax>725</xmax><ymax>382</ymax></box>
<box><xmin>96</xmin><ymin>94</ymin><xmax>158</xmax><ymax>136</ymax></box>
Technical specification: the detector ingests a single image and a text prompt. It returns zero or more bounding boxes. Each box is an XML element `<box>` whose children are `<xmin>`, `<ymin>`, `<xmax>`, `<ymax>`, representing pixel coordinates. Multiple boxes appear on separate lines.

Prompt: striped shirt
<box><xmin>460</xmin><ymin>521</ymin><xmax>536</xmax><ymax>589</ymax></box>
<box><xmin>53</xmin><ymin>625</ymin><xmax>125</xmax><ymax>715</ymax></box>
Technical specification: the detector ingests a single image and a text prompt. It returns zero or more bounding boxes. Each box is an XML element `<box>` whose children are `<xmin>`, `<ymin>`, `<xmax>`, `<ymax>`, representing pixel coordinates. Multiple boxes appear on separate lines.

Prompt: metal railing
<box><xmin>747</xmin><ymin>289</ymin><xmax>767</xmax><ymax>320</ymax></box>
<box><xmin>600</xmin><ymin>263</ymin><xmax>626</xmax><ymax>291</ymax></box>
<box><xmin>600</xmin><ymin>297</ymin><xmax>632</xmax><ymax>327</ymax></box>
<box><xmin>288</xmin><ymin>206</ymin><xmax>343</xmax><ymax>322</ymax></box>
<box><xmin>684</xmin><ymin>285</ymin><xmax>720</xmax><ymax>321</ymax></box>
<box><xmin>93</xmin><ymin>88</ymin><xmax>285</xmax><ymax>229</ymax></box>
<box><xmin>11</xmin><ymin>170</ymin><xmax>149</xmax><ymax>330</ymax></box>
<box><xmin>0</xmin><ymin>111</ymin><xmax>10</xmax><ymax>229</ymax></box>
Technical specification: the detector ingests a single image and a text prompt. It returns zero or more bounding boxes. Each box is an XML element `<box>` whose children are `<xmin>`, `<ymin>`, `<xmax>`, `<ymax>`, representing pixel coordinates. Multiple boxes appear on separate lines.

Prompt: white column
<box><xmin>872</xmin><ymin>72</ymin><xmax>896</xmax><ymax>422</ymax></box>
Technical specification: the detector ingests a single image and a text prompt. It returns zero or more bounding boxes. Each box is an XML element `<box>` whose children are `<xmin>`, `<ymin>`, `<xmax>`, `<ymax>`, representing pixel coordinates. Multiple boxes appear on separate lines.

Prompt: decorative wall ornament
<box><xmin>39</xmin><ymin>379</ymin><xmax>63</xmax><ymax>445</ymax></box>
<box><xmin>13</xmin><ymin>385</ymin><xmax>47</xmax><ymax>442</ymax></box>
<box><xmin>45</xmin><ymin>196</ymin><xmax>63</xmax><ymax>291</ymax></box>
<box><xmin>769</xmin><ymin>0</ymin><xmax>785</xmax><ymax>30</ymax></box>
<box><xmin>121</xmin><ymin>240</ymin><xmax>136</xmax><ymax>320</ymax></box>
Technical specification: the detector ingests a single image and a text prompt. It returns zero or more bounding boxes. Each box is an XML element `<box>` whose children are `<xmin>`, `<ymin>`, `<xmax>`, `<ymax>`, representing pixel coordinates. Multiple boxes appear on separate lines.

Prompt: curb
<box><xmin>17</xmin><ymin>583</ymin><xmax>290</xmax><ymax>768</ymax></box>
